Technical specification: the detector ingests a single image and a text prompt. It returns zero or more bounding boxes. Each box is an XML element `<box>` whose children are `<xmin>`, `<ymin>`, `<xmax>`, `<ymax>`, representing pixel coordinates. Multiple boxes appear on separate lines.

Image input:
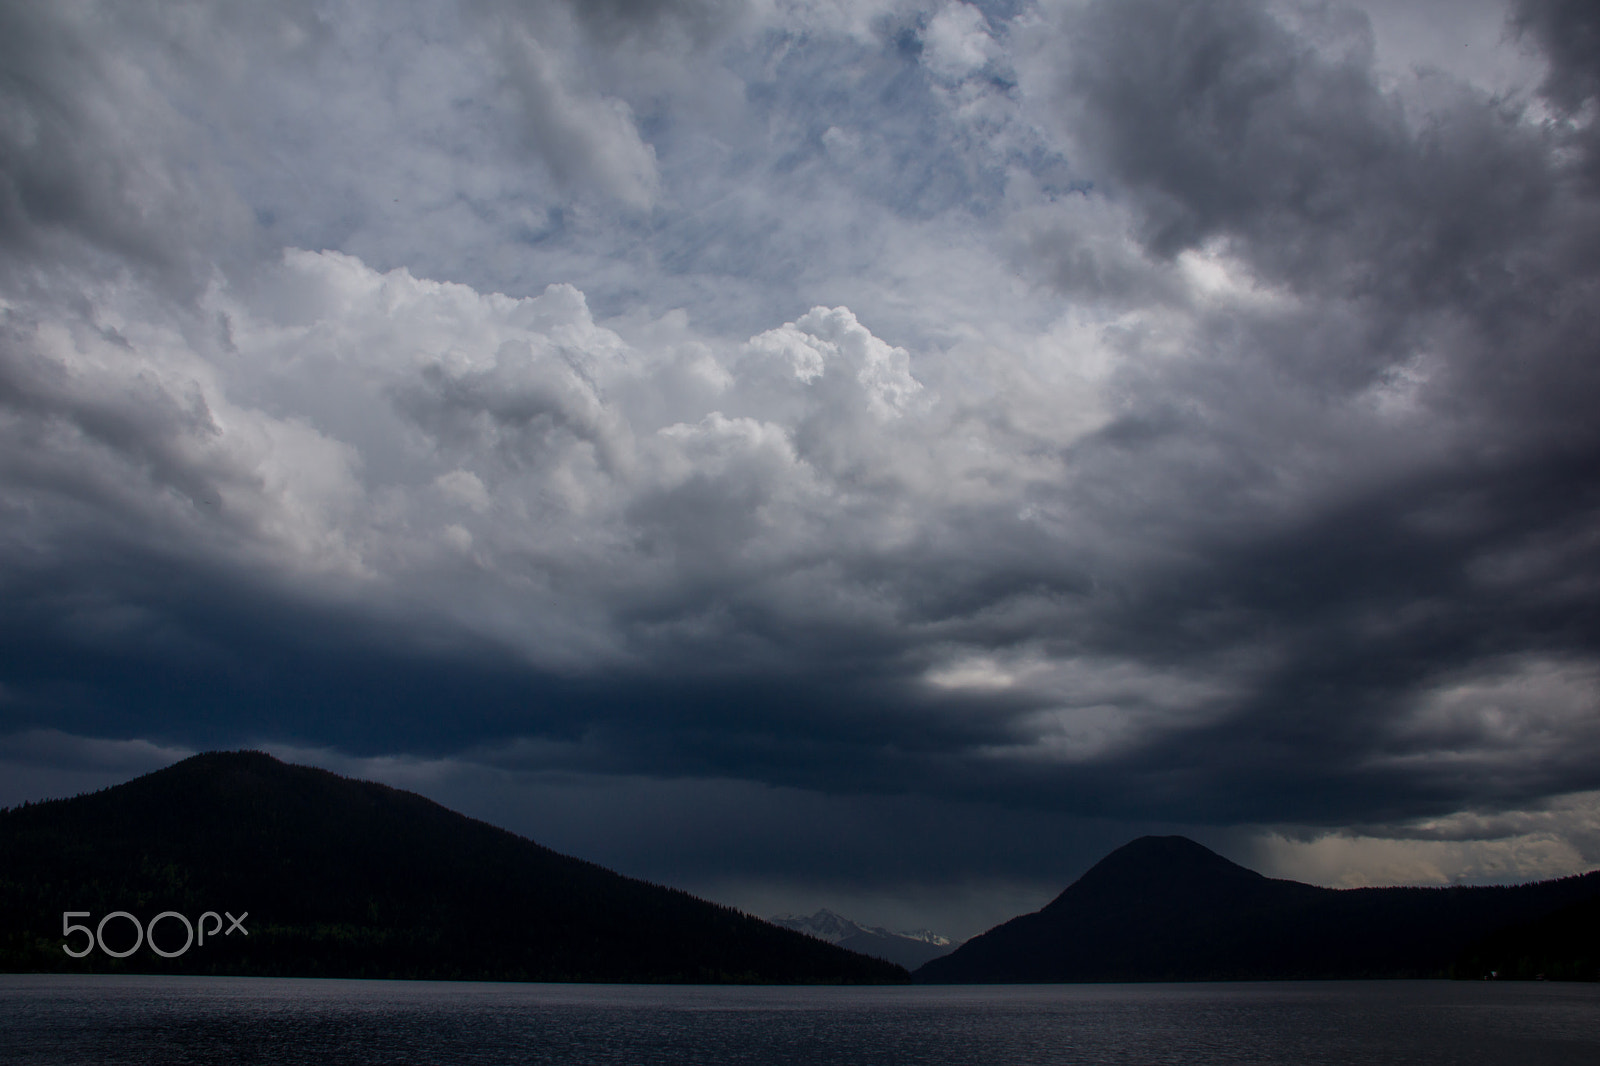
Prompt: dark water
<box><xmin>3</xmin><ymin>976</ymin><xmax>1598</xmax><ymax>1065</ymax></box>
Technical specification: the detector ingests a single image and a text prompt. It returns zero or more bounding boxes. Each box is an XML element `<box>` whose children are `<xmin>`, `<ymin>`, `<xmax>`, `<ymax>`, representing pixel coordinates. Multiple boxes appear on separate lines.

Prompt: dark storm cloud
<box><xmin>989</xmin><ymin>0</ymin><xmax>1597</xmax><ymax>789</ymax></box>
<box><xmin>976</xmin><ymin>0</ymin><xmax>1600</xmax><ymax>825</ymax></box>
<box><xmin>1514</xmin><ymin>0</ymin><xmax>1600</xmax><ymax>113</ymax></box>
<box><xmin>1049</xmin><ymin>0</ymin><xmax>1569</xmax><ymax>313</ymax></box>
<box><xmin>1513</xmin><ymin>0</ymin><xmax>1600</xmax><ymax>191</ymax></box>
<box><xmin>3</xmin><ymin>0</ymin><xmax>1600</xmax><ymax>911</ymax></box>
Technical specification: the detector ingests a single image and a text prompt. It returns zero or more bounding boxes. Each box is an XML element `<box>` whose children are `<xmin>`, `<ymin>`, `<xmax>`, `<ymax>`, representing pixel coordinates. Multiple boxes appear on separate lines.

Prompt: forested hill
<box><xmin>915</xmin><ymin>835</ymin><xmax>1600</xmax><ymax>983</ymax></box>
<box><xmin>0</xmin><ymin>751</ymin><xmax>906</xmax><ymax>984</ymax></box>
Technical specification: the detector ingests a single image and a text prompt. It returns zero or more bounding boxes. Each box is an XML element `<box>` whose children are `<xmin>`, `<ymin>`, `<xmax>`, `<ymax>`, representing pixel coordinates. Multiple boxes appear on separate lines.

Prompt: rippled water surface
<box><xmin>3</xmin><ymin>976</ymin><xmax>1597</xmax><ymax>1065</ymax></box>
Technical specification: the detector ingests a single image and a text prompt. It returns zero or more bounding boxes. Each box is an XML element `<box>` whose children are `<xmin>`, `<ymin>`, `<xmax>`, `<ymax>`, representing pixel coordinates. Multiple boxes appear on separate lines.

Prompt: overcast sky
<box><xmin>3</xmin><ymin>0</ymin><xmax>1598</xmax><ymax>940</ymax></box>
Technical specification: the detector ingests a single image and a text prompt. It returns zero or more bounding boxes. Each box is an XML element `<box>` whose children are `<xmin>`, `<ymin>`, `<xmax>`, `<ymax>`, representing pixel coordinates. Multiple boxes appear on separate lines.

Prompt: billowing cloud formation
<box><xmin>3</xmin><ymin>0</ymin><xmax>1599</xmax><ymax>928</ymax></box>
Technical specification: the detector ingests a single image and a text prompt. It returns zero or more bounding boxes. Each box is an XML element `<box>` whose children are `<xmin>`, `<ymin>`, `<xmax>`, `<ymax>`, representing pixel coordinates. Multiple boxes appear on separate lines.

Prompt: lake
<box><xmin>3</xmin><ymin>976</ymin><xmax>1597</xmax><ymax>1065</ymax></box>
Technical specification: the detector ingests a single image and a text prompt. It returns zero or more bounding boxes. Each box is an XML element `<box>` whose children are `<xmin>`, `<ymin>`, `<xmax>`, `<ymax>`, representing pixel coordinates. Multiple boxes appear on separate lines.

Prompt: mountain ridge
<box><xmin>915</xmin><ymin>835</ymin><xmax>1600</xmax><ymax>983</ymax></box>
<box><xmin>0</xmin><ymin>751</ymin><xmax>907</xmax><ymax>984</ymax></box>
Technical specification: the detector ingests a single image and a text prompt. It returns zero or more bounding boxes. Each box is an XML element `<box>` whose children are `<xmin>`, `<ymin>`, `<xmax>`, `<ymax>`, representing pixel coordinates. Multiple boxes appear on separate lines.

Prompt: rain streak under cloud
<box><xmin>1</xmin><ymin>0</ymin><xmax>1598</xmax><ymax>937</ymax></box>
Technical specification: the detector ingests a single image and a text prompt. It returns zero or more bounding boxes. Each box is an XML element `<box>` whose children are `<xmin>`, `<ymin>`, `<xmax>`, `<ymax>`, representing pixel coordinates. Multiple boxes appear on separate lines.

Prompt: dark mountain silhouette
<box><xmin>1452</xmin><ymin>894</ymin><xmax>1600</xmax><ymax>982</ymax></box>
<box><xmin>915</xmin><ymin>836</ymin><xmax>1600</xmax><ymax>983</ymax></box>
<box><xmin>0</xmin><ymin>751</ymin><xmax>906</xmax><ymax>984</ymax></box>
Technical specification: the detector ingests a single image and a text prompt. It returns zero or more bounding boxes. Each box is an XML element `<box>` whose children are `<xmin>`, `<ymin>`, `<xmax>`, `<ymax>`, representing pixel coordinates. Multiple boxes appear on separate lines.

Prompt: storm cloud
<box><xmin>2</xmin><ymin>0</ymin><xmax>1597</xmax><ymax>933</ymax></box>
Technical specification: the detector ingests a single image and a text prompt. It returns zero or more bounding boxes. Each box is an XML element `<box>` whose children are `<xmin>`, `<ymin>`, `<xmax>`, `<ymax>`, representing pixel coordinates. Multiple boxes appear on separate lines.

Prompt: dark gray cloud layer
<box><xmin>1017</xmin><ymin>0</ymin><xmax>1600</xmax><ymax>806</ymax></box>
<box><xmin>3</xmin><ymin>0</ymin><xmax>1599</xmax><ymax>916</ymax></box>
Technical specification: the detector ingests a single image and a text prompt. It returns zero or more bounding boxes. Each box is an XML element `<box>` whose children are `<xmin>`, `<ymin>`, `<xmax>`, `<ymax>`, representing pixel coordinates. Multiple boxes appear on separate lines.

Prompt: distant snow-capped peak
<box><xmin>769</xmin><ymin>909</ymin><xmax>950</xmax><ymax>947</ymax></box>
<box><xmin>768</xmin><ymin>908</ymin><xmax>862</xmax><ymax>944</ymax></box>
